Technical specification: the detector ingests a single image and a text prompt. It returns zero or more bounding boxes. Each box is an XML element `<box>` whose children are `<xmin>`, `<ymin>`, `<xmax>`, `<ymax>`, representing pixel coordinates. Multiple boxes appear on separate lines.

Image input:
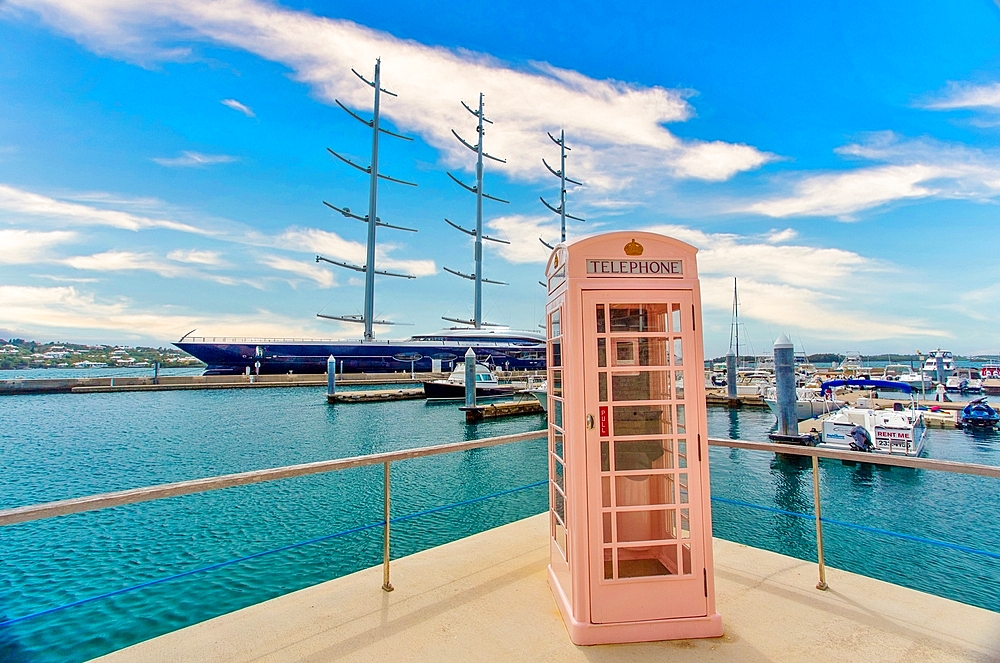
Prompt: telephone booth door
<box><xmin>583</xmin><ymin>291</ymin><xmax>708</xmax><ymax>624</ymax></box>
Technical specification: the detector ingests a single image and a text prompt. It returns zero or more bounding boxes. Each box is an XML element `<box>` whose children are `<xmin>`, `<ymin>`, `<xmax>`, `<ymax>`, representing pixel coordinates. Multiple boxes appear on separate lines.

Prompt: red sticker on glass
<box><xmin>599</xmin><ymin>406</ymin><xmax>609</xmax><ymax>437</ymax></box>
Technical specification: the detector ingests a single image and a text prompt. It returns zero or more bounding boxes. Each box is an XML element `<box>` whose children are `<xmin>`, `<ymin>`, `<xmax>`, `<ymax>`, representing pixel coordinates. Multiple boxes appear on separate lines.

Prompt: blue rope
<box><xmin>712</xmin><ymin>496</ymin><xmax>1000</xmax><ymax>561</ymax></box>
<box><xmin>0</xmin><ymin>480</ymin><xmax>547</xmax><ymax>629</ymax></box>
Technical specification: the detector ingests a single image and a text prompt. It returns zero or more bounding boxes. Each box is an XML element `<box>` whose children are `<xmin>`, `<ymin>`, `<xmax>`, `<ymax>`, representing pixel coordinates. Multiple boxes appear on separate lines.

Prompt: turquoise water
<box><xmin>1</xmin><ymin>388</ymin><xmax>998</xmax><ymax>662</ymax></box>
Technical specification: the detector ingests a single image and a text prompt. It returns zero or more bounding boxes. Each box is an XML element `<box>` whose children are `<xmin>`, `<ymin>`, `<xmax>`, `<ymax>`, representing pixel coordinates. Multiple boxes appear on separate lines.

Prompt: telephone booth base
<box><xmin>548</xmin><ymin>568</ymin><xmax>724</xmax><ymax>645</ymax></box>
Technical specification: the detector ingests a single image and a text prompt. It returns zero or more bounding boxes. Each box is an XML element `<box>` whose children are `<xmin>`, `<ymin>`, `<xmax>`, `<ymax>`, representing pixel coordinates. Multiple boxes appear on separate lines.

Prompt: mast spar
<box><xmin>539</xmin><ymin>129</ymin><xmax>584</xmax><ymax>250</ymax></box>
<box><xmin>315</xmin><ymin>58</ymin><xmax>418</xmax><ymax>341</ymax></box>
<box><xmin>442</xmin><ymin>93</ymin><xmax>510</xmax><ymax>329</ymax></box>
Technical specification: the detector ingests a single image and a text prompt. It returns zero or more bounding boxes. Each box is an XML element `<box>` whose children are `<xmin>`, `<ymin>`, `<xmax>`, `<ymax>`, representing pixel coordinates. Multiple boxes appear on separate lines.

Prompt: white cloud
<box><xmin>648</xmin><ymin>224</ymin><xmax>937</xmax><ymax>341</ymax></box>
<box><xmin>9</xmin><ymin>0</ymin><xmax>774</xmax><ymax>189</ymax></box>
<box><xmin>0</xmin><ymin>229</ymin><xmax>76</xmax><ymax>263</ymax></box>
<box><xmin>485</xmin><ymin>215</ymin><xmax>559</xmax><ymax>264</ymax></box>
<box><xmin>262</xmin><ymin>226</ymin><xmax>437</xmax><ymax>277</ymax></box>
<box><xmin>923</xmin><ymin>82</ymin><xmax>1000</xmax><ymax>110</ymax></box>
<box><xmin>258</xmin><ymin>254</ymin><xmax>335</xmax><ymax>288</ymax></box>
<box><xmin>221</xmin><ymin>98</ymin><xmax>255</xmax><ymax>117</ymax></box>
<box><xmin>152</xmin><ymin>151</ymin><xmax>238</xmax><ymax>167</ymax></box>
<box><xmin>764</xmin><ymin>228</ymin><xmax>797</xmax><ymax>243</ymax></box>
<box><xmin>740</xmin><ymin>134</ymin><xmax>1000</xmax><ymax>219</ymax></box>
<box><xmin>0</xmin><ymin>183</ymin><xmax>210</xmax><ymax>234</ymax></box>
<box><xmin>64</xmin><ymin>250</ymin><xmax>187</xmax><ymax>277</ymax></box>
<box><xmin>167</xmin><ymin>248</ymin><xmax>225</xmax><ymax>265</ymax></box>
<box><xmin>0</xmin><ymin>285</ymin><xmax>332</xmax><ymax>342</ymax></box>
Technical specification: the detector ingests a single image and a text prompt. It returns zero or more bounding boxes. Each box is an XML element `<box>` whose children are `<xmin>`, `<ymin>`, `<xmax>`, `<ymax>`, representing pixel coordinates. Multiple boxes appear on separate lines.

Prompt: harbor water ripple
<box><xmin>1</xmin><ymin>380</ymin><xmax>998</xmax><ymax>662</ymax></box>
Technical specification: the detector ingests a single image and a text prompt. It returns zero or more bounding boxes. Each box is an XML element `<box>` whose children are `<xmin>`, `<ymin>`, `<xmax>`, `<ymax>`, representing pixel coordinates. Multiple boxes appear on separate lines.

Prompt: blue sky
<box><xmin>2</xmin><ymin>0</ymin><xmax>1000</xmax><ymax>357</ymax></box>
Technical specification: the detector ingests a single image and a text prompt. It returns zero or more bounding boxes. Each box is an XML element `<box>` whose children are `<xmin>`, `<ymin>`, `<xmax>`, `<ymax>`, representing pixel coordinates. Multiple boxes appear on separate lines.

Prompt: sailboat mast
<box><xmin>474</xmin><ymin>93</ymin><xmax>485</xmax><ymax>329</ymax></box>
<box><xmin>363</xmin><ymin>61</ymin><xmax>383</xmax><ymax>341</ymax></box>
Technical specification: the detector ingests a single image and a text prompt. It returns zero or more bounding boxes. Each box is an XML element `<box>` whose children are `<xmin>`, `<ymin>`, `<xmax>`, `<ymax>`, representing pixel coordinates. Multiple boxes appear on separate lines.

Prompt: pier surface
<box><xmin>94</xmin><ymin>514</ymin><xmax>998</xmax><ymax>663</ymax></box>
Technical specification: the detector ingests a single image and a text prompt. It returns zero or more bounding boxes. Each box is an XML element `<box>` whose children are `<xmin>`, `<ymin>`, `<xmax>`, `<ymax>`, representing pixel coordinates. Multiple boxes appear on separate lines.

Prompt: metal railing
<box><xmin>3</xmin><ymin>431</ymin><xmax>999</xmax><ymax>622</ymax></box>
<box><xmin>0</xmin><ymin>430</ymin><xmax>547</xmax><ymax>596</ymax></box>
<box><xmin>705</xmin><ymin>437</ymin><xmax>1000</xmax><ymax>591</ymax></box>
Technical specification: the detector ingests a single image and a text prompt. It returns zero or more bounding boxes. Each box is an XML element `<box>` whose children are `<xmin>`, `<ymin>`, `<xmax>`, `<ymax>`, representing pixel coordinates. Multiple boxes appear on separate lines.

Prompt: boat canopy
<box><xmin>819</xmin><ymin>378</ymin><xmax>913</xmax><ymax>394</ymax></box>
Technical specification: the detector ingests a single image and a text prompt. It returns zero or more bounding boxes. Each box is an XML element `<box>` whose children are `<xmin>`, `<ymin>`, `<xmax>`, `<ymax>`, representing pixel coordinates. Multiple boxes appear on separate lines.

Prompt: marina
<box><xmin>1</xmin><ymin>370</ymin><xmax>999</xmax><ymax>661</ymax></box>
<box><xmin>3</xmin><ymin>4</ymin><xmax>1000</xmax><ymax>658</ymax></box>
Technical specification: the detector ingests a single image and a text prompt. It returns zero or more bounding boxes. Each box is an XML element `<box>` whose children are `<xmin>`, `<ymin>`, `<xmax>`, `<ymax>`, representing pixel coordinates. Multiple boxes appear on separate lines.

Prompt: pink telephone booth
<box><xmin>544</xmin><ymin>232</ymin><xmax>722</xmax><ymax>645</ymax></box>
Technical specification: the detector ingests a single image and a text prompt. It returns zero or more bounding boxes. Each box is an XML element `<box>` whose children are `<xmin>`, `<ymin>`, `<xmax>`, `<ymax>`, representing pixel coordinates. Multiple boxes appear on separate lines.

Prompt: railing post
<box><xmin>812</xmin><ymin>454</ymin><xmax>829</xmax><ymax>591</ymax></box>
<box><xmin>382</xmin><ymin>461</ymin><xmax>394</xmax><ymax>592</ymax></box>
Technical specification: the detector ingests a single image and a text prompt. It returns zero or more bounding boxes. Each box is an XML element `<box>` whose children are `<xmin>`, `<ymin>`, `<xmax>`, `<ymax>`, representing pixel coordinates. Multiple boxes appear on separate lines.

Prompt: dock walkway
<box><xmin>95</xmin><ymin>514</ymin><xmax>998</xmax><ymax>663</ymax></box>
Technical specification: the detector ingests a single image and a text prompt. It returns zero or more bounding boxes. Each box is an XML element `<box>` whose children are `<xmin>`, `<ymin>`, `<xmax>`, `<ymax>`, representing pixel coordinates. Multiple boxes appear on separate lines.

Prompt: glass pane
<box><xmin>614</xmin><ymin>439</ymin><xmax>673</xmax><ymax>470</ymax></box>
<box><xmin>602</xmin><ymin>476</ymin><xmax>611</xmax><ymax>507</ymax></box>
<box><xmin>671</xmin><ymin>303</ymin><xmax>681</xmax><ymax>334</ymax></box>
<box><xmin>598</xmin><ymin>372</ymin><xmax>608</xmax><ymax>402</ymax></box>
<box><xmin>679</xmin><ymin>474</ymin><xmax>689</xmax><ymax>504</ymax></box>
<box><xmin>551</xmin><ymin>340</ymin><xmax>562</xmax><ymax>367</ymax></box>
<box><xmin>554</xmin><ymin>516</ymin><xmax>566</xmax><ymax>557</ymax></box>
<box><xmin>550</xmin><ymin>308</ymin><xmax>561</xmax><ymax>338</ymax></box>
<box><xmin>615</xmin><ymin>474</ymin><xmax>676</xmax><ymax>506</ymax></box>
<box><xmin>616</xmin><ymin>509</ymin><xmax>677</xmax><ymax>542</ymax></box>
<box><xmin>611</xmin><ymin>338</ymin><xmax>669</xmax><ymax>367</ymax></box>
<box><xmin>553</xmin><ymin>399</ymin><xmax>563</xmax><ymax>428</ymax></box>
<box><xmin>672</xmin><ymin>338</ymin><xmax>683</xmax><ymax>366</ymax></box>
<box><xmin>553</xmin><ymin>486</ymin><xmax>566</xmax><ymax>521</ymax></box>
<box><xmin>682</xmin><ymin>543</ymin><xmax>692</xmax><ymax>575</ymax></box>
<box><xmin>552</xmin><ymin>430</ymin><xmax>564</xmax><ymax>460</ymax></box>
<box><xmin>674</xmin><ymin>370</ymin><xmax>685</xmax><ymax>399</ymax></box>
<box><xmin>603</xmin><ymin>512</ymin><xmax>613</xmax><ymax>544</ymax></box>
<box><xmin>552</xmin><ymin>458</ymin><xmax>565</xmax><ymax>493</ymax></box>
<box><xmin>618</xmin><ymin>545</ymin><xmax>678</xmax><ymax>577</ymax></box>
<box><xmin>597</xmin><ymin>338</ymin><xmax>606</xmax><ymax>367</ymax></box>
<box><xmin>604</xmin><ymin>548</ymin><xmax>614</xmax><ymax>579</ymax></box>
<box><xmin>612</xmin><ymin>370</ymin><xmax>671</xmax><ymax>401</ymax></box>
<box><xmin>552</xmin><ymin>370</ymin><xmax>562</xmax><ymax>397</ymax></box>
<box><xmin>610</xmin><ymin>304</ymin><xmax>668</xmax><ymax>332</ymax></box>
<box><xmin>676</xmin><ymin>404</ymin><xmax>686</xmax><ymax>433</ymax></box>
<box><xmin>601</xmin><ymin>441</ymin><xmax>610</xmax><ymax>472</ymax></box>
<box><xmin>677</xmin><ymin>438</ymin><xmax>687</xmax><ymax>468</ymax></box>
<box><xmin>613</xmin><ymin>405</ymin><xmax>672</xmax><ymax>436</ymax></box>
<box><xmin>681</xmin><ymin>508</ymin><xmax>690</xmax><ymax>538</ymax></box>
<box><xmin>596</xmin><ymin>304</ymin><xmax>606</xmax><ymax>333</ymax></box>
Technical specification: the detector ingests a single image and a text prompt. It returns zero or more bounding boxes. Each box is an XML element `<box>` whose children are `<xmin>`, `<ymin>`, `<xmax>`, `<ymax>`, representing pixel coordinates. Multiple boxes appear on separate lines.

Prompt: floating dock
<box><xmin>0</xmin><ymin>373</ymin><xmax>448</xmax><ymax>395</ymax></box>
<box><xmin>327</xmin><ymin>389</ymin><xmax>425</xmax><ymax>403</ymax></box>
<box><xmin>460</xmin><ymin>400</ymin><xmax>545</xmax><ymax>423</ymax></box>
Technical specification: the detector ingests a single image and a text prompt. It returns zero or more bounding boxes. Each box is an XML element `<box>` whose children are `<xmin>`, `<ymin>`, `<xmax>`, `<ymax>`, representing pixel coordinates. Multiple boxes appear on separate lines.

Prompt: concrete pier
<box><xmin>94</xmin><ymin>513</ymin><xmax>1000</xmax><ymax>663</ymax></box>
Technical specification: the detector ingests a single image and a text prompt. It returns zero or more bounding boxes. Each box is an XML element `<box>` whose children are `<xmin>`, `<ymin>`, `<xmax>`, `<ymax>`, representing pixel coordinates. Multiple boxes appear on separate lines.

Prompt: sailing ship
<box><xmin>175</xmin><ymin>63</ymin><xmax>545</xmax><ymax>375</ymax></box>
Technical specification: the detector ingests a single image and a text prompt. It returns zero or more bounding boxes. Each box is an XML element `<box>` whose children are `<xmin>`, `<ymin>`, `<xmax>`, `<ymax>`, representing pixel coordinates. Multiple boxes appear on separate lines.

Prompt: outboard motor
<box><xmin>848</xmin><ymin>425</ymin><xmax>874</xmax><ymax>452</ymax></box>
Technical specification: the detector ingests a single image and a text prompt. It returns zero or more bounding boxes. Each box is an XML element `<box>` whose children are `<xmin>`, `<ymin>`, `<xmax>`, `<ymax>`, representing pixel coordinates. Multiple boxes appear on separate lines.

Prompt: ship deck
<box><xmin>94</xmin><ymin>513</ymin><xmax>999</xmax><ymax>663</ymax></box>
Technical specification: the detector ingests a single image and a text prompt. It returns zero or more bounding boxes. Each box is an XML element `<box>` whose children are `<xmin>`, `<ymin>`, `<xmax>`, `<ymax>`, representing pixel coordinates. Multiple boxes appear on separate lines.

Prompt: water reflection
<box><xmin>727</xmin><ymin>408</ymin><xmax>741</xmax><ymax>439</ymax></box>
<box><xmin>770</xmin><ymin>454</ymin><xmax>813</xmax><ymax>550</ymax></box>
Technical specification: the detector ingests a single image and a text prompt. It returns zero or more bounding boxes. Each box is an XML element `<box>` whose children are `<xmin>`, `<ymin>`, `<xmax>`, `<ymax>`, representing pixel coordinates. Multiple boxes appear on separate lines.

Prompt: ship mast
<box><xmin>315</xmin><ymin>58</ymin><xmax>418</xmax><ymax>341</ymax></box>
<box><xmin>442</xmin><ymin>93</ymin><xmax>510</xmax><ymax>329</ymax></box>
<box><xmin>539</xmin><ymin>129</ymin><xmax>584</xmax><ymax>249</ymax></box>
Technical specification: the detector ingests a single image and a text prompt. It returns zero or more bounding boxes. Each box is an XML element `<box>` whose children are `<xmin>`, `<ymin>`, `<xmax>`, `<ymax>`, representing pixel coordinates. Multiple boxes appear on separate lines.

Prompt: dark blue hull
<box><xmin>174</xmin><ymin>339</ymin><xmax>546</xmax><ymax>375</ymax></box>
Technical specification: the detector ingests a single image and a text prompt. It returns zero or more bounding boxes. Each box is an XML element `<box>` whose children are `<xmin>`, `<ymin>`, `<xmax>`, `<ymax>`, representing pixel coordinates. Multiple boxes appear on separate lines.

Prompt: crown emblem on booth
<box><xmin>624</xmin><ymin>239</ymin><xmax>644</xmax><ymax>256</ymax></box>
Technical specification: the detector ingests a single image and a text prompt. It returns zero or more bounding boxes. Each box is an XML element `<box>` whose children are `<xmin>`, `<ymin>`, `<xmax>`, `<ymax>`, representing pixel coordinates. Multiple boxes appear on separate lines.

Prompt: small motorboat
<box><xmin>959</xmin><ymin>397</ymin><xmax>1000</xmax><ymax>429</ymax></box>
<box><xmin>817</xmin><ymin>379</ymin><xmax>926</xmax><ymax>456</ymax></box>
<box><xmin>763</xmin><ymin>386</ymin><xmax>845</xmax><ymax>421</ymax></box>
<box><xmin>422</xmin><ymin>362</ymin><xmax>516</xmax><ymax>400</ymax></box>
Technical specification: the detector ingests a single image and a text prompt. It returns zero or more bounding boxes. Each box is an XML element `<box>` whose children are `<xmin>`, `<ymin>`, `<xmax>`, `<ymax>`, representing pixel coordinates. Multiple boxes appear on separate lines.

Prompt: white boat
<box><xmin>736</xmin><ymin>370</ymin><xmax>772</xmax><ymax>396</ymax></box>
<box><xmin>921</xmin><ymin>349</ymin><xmax>955</xmax><ymax>381</ymax></box>
<box><xmin>981</xmin><ymin>361</ymin><xmax>1000</xmax><ymax>396</ymax></box>
<box><xmin>763</xmin><ymin>386</ymin><xmax>845</xmax><ymax>421</ymax></box>
<box><xmin>817</xmin><ymin>379</ymin><xmax>926</xmax><ymax>456</ymax></box>
<box><xmin>946</xmin><ymin>367</ymin><xmax>982</xmax><ymax>393</ymax></box>
<box><xmin>422</xmin><ymin>363</ymin><xmax>515</xmax><ymax>400</ymax></box>
<box><xmin>840</xmin><ymin>351</ymin><xmax>865</xmax><ymax>375</ymax></box>
<box><xmin>896</xmin><ymin>370</ymin><xmax>933</xmax><ymax>392</ymax></box>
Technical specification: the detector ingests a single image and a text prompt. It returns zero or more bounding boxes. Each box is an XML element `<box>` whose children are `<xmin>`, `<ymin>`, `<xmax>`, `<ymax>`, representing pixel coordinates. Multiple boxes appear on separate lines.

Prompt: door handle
<box><xmin>586</xmin><ymin>414</ymin><xmax>595</xmax><ymax>430</ymax></box>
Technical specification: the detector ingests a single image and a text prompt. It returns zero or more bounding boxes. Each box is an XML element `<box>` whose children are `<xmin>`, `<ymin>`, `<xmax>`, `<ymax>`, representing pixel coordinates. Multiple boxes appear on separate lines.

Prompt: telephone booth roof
<box><xmin>546</xmin><ymin>232</ymin><xmax>700</xmax><ymax>286</ymax></box>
